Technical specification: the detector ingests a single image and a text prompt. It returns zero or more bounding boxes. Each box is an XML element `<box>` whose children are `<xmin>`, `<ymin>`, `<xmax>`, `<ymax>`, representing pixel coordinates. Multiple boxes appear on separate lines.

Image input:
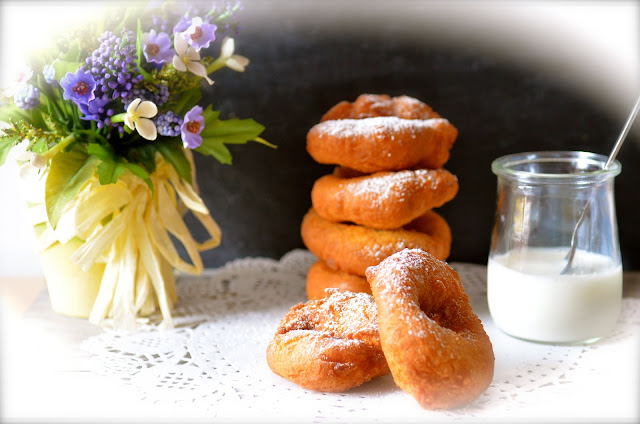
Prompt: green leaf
<box><xmin>0</xmin><ymin>135</ymin><xmax>19</xmax><ymax>166</ymax></box>
<box><xmin>155</xmin><ymin>140</ymin><xmax>192</xmax><ymax>184</ymax></box>
<box><xmin>46</xmin><ymin>149</ymin><xmax>99</xmax><ymax>229</ymax></box>
<box><xmin>195</xmin><ymin>140</ymin><xmax>232</xmax><ymax>164</ymax></box>
<box><xmin>96</xmin><ymin>159</ymin><xmax>126</xmax><ymax>185</ymax></box>
<box><xmin>41</xmin><ymin>112</ymin><xmax>62</xmax><ymax>132</ymax></box>
<box><xmin>123</xmin><ymin>161</ymin><xmax>154</xmax><ymax>193</ymax></box>
<box><xmin>53</xmin><ymin>60</ymin><xmax>83</xmax><ymax>82</ymax></box>
<box><xmin>62</xmin><ymin>41</ymin><xmax>82</xmax><ymax>62</ymax></box>
<box><xmin>194</xmin><ymin>105</ymin><xmax>266</xmax><ymax>164</ymax></box>
<box><xmin>200</xmin><ymin>106</ymin><xmax>265</xmax><ymax>144</ymax></box>
<box><xmin>87</xmin><ymin>142</ymin><xmax>115</xmax><ymax>160</ymax></box>
<box><xmin>171</xmin><ymin>87</ymin><xmax>203</xmax><ymax>115</ymax></box>
<box><xmin>88</xmin><ymin>142</ymin><xmax>154</xmax><ymax>193</ymax></box>
<box><xmin>0</xmin><ymin>104</ymin><xmax>32</xmax><ymax>125</ymax></box>
<box><xmin>31</xmin><ymin>138</ymin><xmax>49</xmax><ymax>154</ymax></box>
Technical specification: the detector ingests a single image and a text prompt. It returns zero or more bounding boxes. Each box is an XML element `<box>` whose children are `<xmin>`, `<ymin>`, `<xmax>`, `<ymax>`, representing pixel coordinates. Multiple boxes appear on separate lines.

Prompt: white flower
<box><xmin>30</xmin><ymin>153</ymin><xmax>47</xmax><ymax>169</ymax></box>
<box><xmin>172</xmin><ymin>34</ymin><xmax>214</xmax><ymax>85</ymax></box>
<box><xmin>219</xmin><ymin>37</ymin><xmax>249</xmax><ymax>72</ymax></box>
<box><xmin>1</xmin><ymin>66</ymin><xmax>33</xmax><ymax>98</ymax></box>
<box><xmin>15</xmin><ymin>149</ymin><xmax>46</xmax><ymax>179</ymax></box>
<box><xmin>125</xmin><ymin>98</ymin><xmax>158</xmax><ymax>141</ymax></box>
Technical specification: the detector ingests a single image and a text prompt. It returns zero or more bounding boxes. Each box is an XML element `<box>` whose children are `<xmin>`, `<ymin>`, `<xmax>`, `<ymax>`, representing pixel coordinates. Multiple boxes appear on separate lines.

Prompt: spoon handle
<box><xmin>605</xmin><ymin>94</ymin><xmax>640</xmax><ymax>169</ymax></box>
<box><xmin>561</xmin><ymin>93</ymin><xmax>640</xmax><ymax>274</ymax></box>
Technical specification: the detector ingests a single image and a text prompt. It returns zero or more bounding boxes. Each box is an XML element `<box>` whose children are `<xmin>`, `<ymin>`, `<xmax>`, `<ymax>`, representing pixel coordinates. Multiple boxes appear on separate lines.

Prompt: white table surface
<box><xmin>1</xmin><ymin>261</ymin><xmax>639</xmax><ymax>422</ymax></box>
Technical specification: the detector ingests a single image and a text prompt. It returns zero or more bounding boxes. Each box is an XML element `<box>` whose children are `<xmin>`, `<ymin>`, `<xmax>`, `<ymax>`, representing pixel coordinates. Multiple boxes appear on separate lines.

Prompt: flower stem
<box><xmin>110</xmin><ymin>113</ymin><xmax>126</xmax><ymax>123</ymax></box>
<box><xmin>76</xmin><ymin>129</ymin><xmax>108</xmax><ymax>144</ymax></box>
<box><xmin>206</xmin><ymin>58</ymin><xmax>226</xmax><ymax>74</ymax></box>
<box><xmin>43</xmin><ymin>133</ymin><xmax>76</xmax><ymax>160</ymax></box>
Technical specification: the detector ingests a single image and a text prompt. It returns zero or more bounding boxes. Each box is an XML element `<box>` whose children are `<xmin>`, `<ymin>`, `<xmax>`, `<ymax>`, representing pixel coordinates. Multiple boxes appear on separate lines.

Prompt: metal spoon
<box><xmin>561</xmin><ymin>94</ymin><xmax>640</xmax><ymax>274</ymax></box>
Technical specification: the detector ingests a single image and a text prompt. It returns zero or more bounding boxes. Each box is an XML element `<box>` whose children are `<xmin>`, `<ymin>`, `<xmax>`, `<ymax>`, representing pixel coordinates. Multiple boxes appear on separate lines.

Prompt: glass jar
<box><xmin>487</xmin><ymin>151</ymin><xmax>623</xmax><ymax>344</ymax></box>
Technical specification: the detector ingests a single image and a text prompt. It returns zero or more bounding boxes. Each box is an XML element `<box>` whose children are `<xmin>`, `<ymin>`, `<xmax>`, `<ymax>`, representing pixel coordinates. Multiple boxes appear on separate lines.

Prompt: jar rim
<box><xmin>491</xmin><ymin>151</ymin><xmax>621</xmax><ymax>183</ymax></box>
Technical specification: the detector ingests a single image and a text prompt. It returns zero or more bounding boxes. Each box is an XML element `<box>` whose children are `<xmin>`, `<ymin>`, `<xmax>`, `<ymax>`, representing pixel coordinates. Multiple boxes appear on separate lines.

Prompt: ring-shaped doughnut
<box><xmin>321</xmin><ymin>94</ymin><xmax>442</xmax><ymax>121</ymax></box>
<box><xmin>307</xmin><ymin>116</ymin><xmax>457</xmax><ymax>173</ymax></box>
<box><xmin>366</xmin><ymin>248</ymin><xmax>495</xmax><ymax>409</ymax></box>
<box><xmin>311</xmin><ymin>167</ymin><xmax>459</xmax><ymax>229</ymax></box>
<box><xmin>306</xmin><ymin>260</ymin><xmax>371</xmax><ymax>300</ymax></box>
<box><xmin>301</xmin><ymin>208</ymin><xmax>451</xmax><ymax>276</ymax></box>
<box><xmin>266</xmin><ymin>289</ymin><xmax>389</xmax><ymax>392</ymax></box>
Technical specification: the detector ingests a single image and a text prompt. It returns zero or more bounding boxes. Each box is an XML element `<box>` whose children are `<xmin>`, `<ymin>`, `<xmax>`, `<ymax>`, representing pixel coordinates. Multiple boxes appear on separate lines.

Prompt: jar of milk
<box><xmin>487</xmin><ymin>151</ymin><xmax>622</xmax><ymax>344</ymax></box>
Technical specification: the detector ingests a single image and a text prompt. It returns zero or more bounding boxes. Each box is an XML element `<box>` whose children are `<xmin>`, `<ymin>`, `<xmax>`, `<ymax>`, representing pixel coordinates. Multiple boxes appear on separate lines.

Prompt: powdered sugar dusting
<box><xmin>275</xmin><ymin>329</ymin><xmax>362</xmax><ymax>352</ymax></box>
<box><xmin>361</xmin><ymin>241</ymin><xmax>410</xmax><ymax>262</ymax></box>
<box><xmin>367</xmin><ymin>249</ymin><xmax>455</xmax><ymax>349</ymax></box>
<box><xmin>345</xmin><ymin>169</ymin><xmax>441</xmax><ymax>205</ymax></box>
<box><xmin>395</xmin><ymin>95</ymin><xmax>423</xmax><ymax>108</ymax></box>
<box><xmin>277</xmin><ymin>289</ymin><xmax>379</xmax><ymax>340</ymax></box>
<box><xmin>367</xmin><ymin>248</ymin><xmax>433</xmax><ymax>296</ymax></box>
<box><xmin>315</xmin><ymin>116</ymin><xmax>446</xmax><ymax>139</ymax></box>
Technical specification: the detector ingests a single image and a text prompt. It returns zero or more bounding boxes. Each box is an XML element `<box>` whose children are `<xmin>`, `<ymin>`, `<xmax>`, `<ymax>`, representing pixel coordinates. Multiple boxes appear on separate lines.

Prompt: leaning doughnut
<box><xmin>366</xmin><ymin>249</ymin><xmax>495</xmax><ymax>410</ymax></box>
<box><xmin>321</xmin><ymin>94</ymin><xmax>442</xmax><ymax>121</ymax></box>
<box><xmin>306</xmin><ymin>116</ymin><xmax>458</xmax><ymax>173</ymax></box>
<box><xmin>301</xmin><ymin>208</ymin><xmax>451</xmax><ymax>276</ymax></box>
<box><xmin>266</xmin><ymin>289</ymin><xmax>389</xmax><ymax>392</ymax></box>
<box><xmin>306</xmin><ymin>260</ymin><xmax>371</xmax><ymax>300</ymax></box>
<box><xmin>311</xmin><ymin>167</ymin><xmax>459</xmax><ymax>229</ymax></box>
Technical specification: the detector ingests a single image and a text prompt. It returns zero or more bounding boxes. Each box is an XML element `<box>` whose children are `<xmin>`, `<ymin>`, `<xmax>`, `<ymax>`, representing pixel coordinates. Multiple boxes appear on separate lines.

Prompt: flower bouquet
<box><xmin>0</xmin><ymin>1</ymin><xmax>272</xmax><ymax>329</ymax></box>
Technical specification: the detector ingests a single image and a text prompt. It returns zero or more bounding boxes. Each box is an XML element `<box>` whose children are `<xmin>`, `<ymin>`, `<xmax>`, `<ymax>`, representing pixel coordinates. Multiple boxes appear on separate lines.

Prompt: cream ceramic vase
<box><xmin>39</xmin><ymin>238</ymin><xmax>105</xmax><ymax>318</ymax></box>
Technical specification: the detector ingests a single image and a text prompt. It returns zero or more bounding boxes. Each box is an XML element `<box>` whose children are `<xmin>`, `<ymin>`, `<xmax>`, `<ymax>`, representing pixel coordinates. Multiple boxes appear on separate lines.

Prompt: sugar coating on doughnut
<box><xmin>318</xmin><ymin>116</ymin><xmax>445</xmax><ymax>138</ymax></box>
<box><xmin>307</xmin><ymin>116</ymin><xmax>457</xmax><ymax>173</ymax></box>
<box><xmin>266</xmin><ymin>290</ymin><xmax>389</xmax><ymax>392</ymax></box>
<box><xmin>312</xmin><ymin>168</ymin><xmax>458</xmax><ymax>229</ymax></box>
<box><xmin>366</xmin><ymin>249</ymin><xmax>495</xmax><ymax>410</ymax></box>
<box><xmin>320</xmin><ymin>94</ymin><xmax>442</xmax><ymax>121</ymax></box>
<box><xmin>301</xmin><ymin>208</ymin><xmax>451</xmax><ymax>276</ymax></box>
<box><xmin>338</xmin><ymin>169</ymin><xmax>449</xmax><ymax>202</ymax></box>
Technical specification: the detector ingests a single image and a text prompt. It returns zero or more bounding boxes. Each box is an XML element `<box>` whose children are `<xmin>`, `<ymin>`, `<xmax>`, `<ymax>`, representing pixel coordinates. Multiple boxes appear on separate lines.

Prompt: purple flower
<box><xmin>155</xmin><ymin>111</ymin><xmax>184</xmax><ymax>137</ymax></box>
<box><xmin>173</xmin><ymin>16</ymin><xmax>192</xmax><ymax>34</ymax></box>
<box><xmin>183</xmin><ymin>17</ymin><xmax>217</xmax><ymax>51</ymax></box>
<box><xmin>126</xmin><ymin>84</ymin><xmax>169</xmax><ymax>107</ymax></box>
<box><xmin>77</xmin><ymin>97</ymin><xmax>113</xmax><ymax>129</ymax></box>
<box><xmin>13</xmin><ymin>84</ymin><xmax>40</xmax><ymax>110</ymax></box>
<box><xmin>151</xmin><ymin>14</ymin><xmax>169</xmax><ymax>33</ymax></box>
<box><xmin>142</xmin><ymin>30</ymin><xmax>175</xmax><ymax>64</ymax></box>
<box><xmin>43</xmin><ymin>63</ymin><xmax>58</xmax><ymax>85</ymax></box>
<box><xmin>181</xmin><ymin>105</ymin><xmax>204</xmax><ymax>149</ymax></box>
<box><xmin>83</xmin><ymin>30</ymin><xmax>143</xmax><ymax>102</ymax></box>
<box><xmin>60</xmin><ymin>70</ymin><xmax>96</xmax><ymax>104</ymax></box>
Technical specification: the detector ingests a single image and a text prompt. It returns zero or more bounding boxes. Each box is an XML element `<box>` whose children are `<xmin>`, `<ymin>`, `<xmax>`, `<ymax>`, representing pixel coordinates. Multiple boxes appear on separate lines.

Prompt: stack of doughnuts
<box><xmin>301</xmin><ymin>94</ymin><xmax>459</xmax><ymax>300</ymax></box>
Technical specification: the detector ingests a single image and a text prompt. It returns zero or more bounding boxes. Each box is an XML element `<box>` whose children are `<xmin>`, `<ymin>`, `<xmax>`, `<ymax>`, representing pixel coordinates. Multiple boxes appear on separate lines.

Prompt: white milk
<box><xmin>487</xmin><ymin>247</ymin><xmax>622</xmax><ymax>343</ymax></box>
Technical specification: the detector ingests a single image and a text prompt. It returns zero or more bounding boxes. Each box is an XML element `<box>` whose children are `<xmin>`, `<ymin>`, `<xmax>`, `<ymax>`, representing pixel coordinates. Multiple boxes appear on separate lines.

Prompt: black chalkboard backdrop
<box><xmin>183</xmin><ymin>9</ymin><xmax>639</xmax><ymax>271</ymax></box>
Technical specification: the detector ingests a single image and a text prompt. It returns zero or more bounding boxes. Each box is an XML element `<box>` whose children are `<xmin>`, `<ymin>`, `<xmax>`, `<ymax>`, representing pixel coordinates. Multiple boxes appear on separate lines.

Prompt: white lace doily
<box><xmin>81</xmin><ymin>249</ymin><xmax>640</xmax><ymax>421</ymax></box>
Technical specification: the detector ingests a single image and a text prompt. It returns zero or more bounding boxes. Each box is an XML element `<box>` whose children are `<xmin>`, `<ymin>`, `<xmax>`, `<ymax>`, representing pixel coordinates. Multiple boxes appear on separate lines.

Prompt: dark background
<box><xmin>188</xmin><ymin>11</ymin><xmax>640</xmax><ymax>270</ymax></box>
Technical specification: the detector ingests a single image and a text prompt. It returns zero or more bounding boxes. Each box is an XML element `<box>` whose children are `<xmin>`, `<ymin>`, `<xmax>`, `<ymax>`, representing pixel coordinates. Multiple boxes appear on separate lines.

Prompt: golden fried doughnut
<box><xmin>306</xmin><ymin>116</ymin><xmax>457</xmax><ymax>173</ymax></box>
<box><xmin>332</xmin><ymin>166</ymin><xmax>366</xmax><ymax>179</ymax></box>
<box><xmin>311</xmin><ymin>167</ymin><xmax>459</xmax><ymax>229</ymax></box>
<box><xmin>306</xmin><ymin>260</ymin><xmax>371</xmax><ymax>300</ymax></box>
<box><xmin>366</xmin><ymin>249</ymin><xmax>495</xmax><ymax>410</ymax></box>
<box><xmin>266</xmin><ymin>289</ymin><xmax>389</xmax><ymax>392</ymax></box>
<box><xmin>301</xmin><ymin>208</ymin><xmax>451</xmax><ymax>276</ymax></box>
<box><xmin>321</xmin><ymin>94</ymin><xmax>442</xmax><ymax>121</ymax></box>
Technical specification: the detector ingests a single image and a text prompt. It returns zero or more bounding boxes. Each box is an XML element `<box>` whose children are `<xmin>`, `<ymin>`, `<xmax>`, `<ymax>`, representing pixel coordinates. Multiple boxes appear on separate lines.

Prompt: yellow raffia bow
<box><xmin>33</xmin><ymin>152</ymin><xmax>221</xmax><ymax>329</ymax></box>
